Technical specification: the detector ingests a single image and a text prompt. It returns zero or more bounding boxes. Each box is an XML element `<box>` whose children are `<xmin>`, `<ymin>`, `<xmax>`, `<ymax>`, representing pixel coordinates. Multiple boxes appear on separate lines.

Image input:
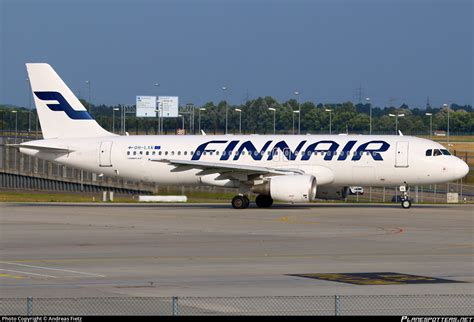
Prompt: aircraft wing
<box><xmin>149</xmin><ymin>158</ymin><xmax>304</xmax><ymax>179</ymax></box>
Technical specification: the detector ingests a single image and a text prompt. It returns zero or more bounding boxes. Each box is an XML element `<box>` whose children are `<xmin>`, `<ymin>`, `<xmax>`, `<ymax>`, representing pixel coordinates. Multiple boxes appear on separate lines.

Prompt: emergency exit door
<box><xmin>99</xmin><ymin>141</ymin><xmax>113</xmax><ymax>167</ymax></box>
<box><xmin>395</xmin><ymin>141</ymin><xmax>409</xmax><ymax>167</ymax></box>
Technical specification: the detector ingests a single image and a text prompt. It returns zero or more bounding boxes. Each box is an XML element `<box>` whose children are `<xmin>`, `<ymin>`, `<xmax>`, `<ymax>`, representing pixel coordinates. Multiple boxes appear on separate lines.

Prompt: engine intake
<box><xmin>252</xmin><ymin>175</ymin><xmax>317</xmax><ymax>203</ymax></box>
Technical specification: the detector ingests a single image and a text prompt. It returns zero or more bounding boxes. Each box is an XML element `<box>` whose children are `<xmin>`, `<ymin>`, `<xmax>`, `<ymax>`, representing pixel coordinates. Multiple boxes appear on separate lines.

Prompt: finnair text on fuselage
<box><xmin>191</xmin><ymin>139</ymin><xmax>389</xmax><ymax>161</ymax></box>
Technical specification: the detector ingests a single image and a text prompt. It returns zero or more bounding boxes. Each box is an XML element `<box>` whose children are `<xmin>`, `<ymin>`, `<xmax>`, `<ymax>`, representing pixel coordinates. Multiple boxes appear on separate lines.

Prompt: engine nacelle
<box><xmin>252</xmin><ymin>175</ymin><xmax>317</xmax><ymax>203</ymax></box>
<box><xmin>316</xmin><ymin>186</ymin><xmax>348</xmax><ymax>200</ymax></box>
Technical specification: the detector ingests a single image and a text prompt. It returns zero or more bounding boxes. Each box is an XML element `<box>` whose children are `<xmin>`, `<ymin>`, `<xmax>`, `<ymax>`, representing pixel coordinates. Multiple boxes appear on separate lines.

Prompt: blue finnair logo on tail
<box><xmin>34</xmin><ymin>91</ymin><xmax>92</xmax><ymax>120</ymax></box>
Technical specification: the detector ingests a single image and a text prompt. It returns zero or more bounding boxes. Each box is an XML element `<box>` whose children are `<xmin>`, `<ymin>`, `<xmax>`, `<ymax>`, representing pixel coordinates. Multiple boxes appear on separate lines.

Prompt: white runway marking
<box><xmin>0</xmin><ymin>261</ymin><xmax>105</xmax><ymax>278</ymax></box>
<box><xmin>0</xmin><ymin>269</ymin><xmax>57</xmax><ymax>278</ymax></box>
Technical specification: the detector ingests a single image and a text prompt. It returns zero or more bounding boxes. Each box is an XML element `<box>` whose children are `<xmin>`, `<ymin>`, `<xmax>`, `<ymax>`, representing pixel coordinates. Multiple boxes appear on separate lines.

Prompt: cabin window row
<box><xmin>127</xmin><ymin>150</ymin><xmax>379</xmax><ymax>157</ymax></box>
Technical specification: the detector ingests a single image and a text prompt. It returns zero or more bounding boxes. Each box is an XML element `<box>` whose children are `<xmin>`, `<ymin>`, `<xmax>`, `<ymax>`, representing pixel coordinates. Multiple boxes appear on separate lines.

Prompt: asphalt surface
<box><xmin>0</xmin><ymin>202</ymin><xmax>472</xmax><ymax>298</ymax></box>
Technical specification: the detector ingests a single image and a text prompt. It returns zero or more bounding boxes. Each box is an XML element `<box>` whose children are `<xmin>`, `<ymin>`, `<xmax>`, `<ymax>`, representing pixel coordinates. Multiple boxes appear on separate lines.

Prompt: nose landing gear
<box><xmin>399</xmin><ymin>185</ymin><xmax>412</xmax><ymax>209</ymax></box>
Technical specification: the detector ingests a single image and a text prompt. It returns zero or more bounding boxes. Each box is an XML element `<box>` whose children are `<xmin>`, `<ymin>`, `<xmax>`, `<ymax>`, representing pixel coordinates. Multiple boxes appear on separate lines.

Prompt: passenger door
<box><xmin>99</xmin><ymin>141</ymin><xmax>113</xmax><ymax>167</ymax></box>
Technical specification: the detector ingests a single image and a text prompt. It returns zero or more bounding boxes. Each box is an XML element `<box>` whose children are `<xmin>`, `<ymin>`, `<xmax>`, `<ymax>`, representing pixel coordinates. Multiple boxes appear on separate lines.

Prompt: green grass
<box><xmin>0</xmin><ymin>190</ymin><xmax>236</xmax><ymax>203</ymax></box>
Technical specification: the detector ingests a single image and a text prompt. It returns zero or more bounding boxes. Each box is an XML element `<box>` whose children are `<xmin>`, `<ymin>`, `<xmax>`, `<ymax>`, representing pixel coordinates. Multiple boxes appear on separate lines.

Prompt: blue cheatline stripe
<box><xmin>34</xmin><ymin>91</ymin><xmax>93</xmax><ymax>120</ymax></box>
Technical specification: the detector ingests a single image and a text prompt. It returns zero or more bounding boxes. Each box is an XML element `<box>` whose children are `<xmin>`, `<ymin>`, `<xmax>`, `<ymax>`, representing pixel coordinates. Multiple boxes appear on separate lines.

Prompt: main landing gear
<box><xmin>231</xmin><ymin>195</ymin><xmax>250</xmax><ymax>209</ymax></box>
<box><xmin>231</xmin><ymin>194</ymin><xmax>274</xmax><ymax>209</ymax></box>
<box><xmin>399</xmin><ymin>184</ymin><xmax>412</xmax><ymax>209</ymax></box>
<box><xmin>255</xmin><ymin>194</ymin><xmax>273</xmax><ymax>208</ymax></box>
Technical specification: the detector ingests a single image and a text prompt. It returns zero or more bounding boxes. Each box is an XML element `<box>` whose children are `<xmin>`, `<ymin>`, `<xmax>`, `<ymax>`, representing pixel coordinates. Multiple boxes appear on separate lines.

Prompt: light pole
<box><xmin>235</xmin><ymin>108</ymin><xmax>242</xmax><ymax>134</ymax></box>
<box><xmin>27</xmin><ymin>78</ymin><xmax>31</xmax><ymax>133</ymax></box>
<box><xmin>325</xmin><ymin>108</ymin><xmax>333</xmax><ymax>134</ymax></box>
<box><xmin>85</xmin><ymin>80</ymin><xmax>91</xmax><ymax>115</ymax></box>
<box><xmin>366</xmin><ymin>97</ymin><xmax>372</xmax><ymax>134</ymax></box>
<box><xmin>198</xmin><ymin>108</ymin><xmax>206</xmax><ymax>134</ymax></box>
<box><xmin>268</xmin><ymin>107</ymin><xmax>276</xmax><ymax>134</ymax></box>
<box><xmin>12</xmin><ymin>110</ymin><xmax>18</xmax><ymax>170</ymax></box>
<box><xmin>222</xmin><ymin>86</ymin><xmax>228</xmax><ymax>134</ymax></box>
<box><xmin>444</xmin><ymin>103</ymin><xmax>449</xmax><ymax>147</ymax></box>
<box><xmin>12</xmin><ymin>110</ymin><xmax>18</xmax><ymax>141</ymax></box>
<box><xmin>425</xmin><ymin>112</ymin><xmax>433</xmax><ymax>139</ymax></box>
<box><xmin>294</xmin><ymin>91</ymin><xmax>300</xmax><ymax>134</ymax></box>
<box><xmin>179</xmin><ymin>114</ymin><xmax>184</xmax><ymax>133</ymax></box>
<box><xmin>112</xmin><ymin>108</ymin><xmax>119</xmax><ymax>133</ymax></box>
<box><xmin>388</xmin><ymin>113</ymin><xmax>405</xmax><ymax>134</ymax></box>
<box><xmin>154</xmin><ymin>83</ymin><xmax>160</xmax><ymax>134</ymax></box>
<box><xmin>292</xmin><ymin>110</ymin><xmax>299</xmax><ymax>135</ymax></box>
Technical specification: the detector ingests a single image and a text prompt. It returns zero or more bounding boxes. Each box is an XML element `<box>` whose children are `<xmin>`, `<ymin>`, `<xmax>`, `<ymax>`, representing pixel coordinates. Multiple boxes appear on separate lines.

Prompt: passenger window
<box><xmin>216</xmin><ymin>151</ymin><xmax>219</xmax><ymax>156</ymax></box>
<box><xmin>191</xmin><ymin>151</ymin><xmax>194</xmax><ymax>155</ymax></box>
<box><xmin>127</xmin><ymin>151</ymin><xmax>130</xmax><ymax>155</ymax></box>
<box><xmin>171</xmin><ymin>151</ymin><xmax>175</xmax><ymax>156</ymax></box>
<box><xmin>133</xmin><ymin>151</ymin><xmax>136</xmax><ymax>155</ymax></box>
<box><xmin>139</xmin><ymin>151</ymin><xmax>143</xmax><ymax>155</ymax></box>
<box><xmin>165</xmin><ymin>151</ymin><xmax>168</xmax><ymax>156</ymax></box>
<box><xmin>146</xmin><ymin>151</ymin><xmax>149</xmax><ymax>156</ymax></box>
<box><xmin>159</xmin><ymin>151</ymin><xmax>162</xmax><ymax>156</ymax></box>
<box><xmin>178</xmin><ymin>151</ymin><xmax>181</xmax><ymax>156</ymax></box>
<box><xmin>426</xmin><ymin>149</ymin><xmax>432</xmax><ymax>156</ymax></box>
<box><xmin>184</xmin><ymin>151</ymin><xmax>187</xmax><ymax>156</ymax></box>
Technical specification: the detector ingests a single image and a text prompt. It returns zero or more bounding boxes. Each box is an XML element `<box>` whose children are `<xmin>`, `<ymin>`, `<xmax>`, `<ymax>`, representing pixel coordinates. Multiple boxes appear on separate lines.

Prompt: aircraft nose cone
<box><xmin>454</xmin><ymin>159</ymin><xmax>469</xmax><ymax>179</ymax></box>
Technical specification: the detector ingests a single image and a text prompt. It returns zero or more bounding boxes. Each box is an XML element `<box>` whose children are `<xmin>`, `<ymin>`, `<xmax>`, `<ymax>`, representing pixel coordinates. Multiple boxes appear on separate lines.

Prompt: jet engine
<box><xmin>252</xmin><ymin>175</ymin><xmax>317</xmax><ymax>202</ymax></box>
<box><xmin>315</xmin><ymin>186</ymin><xmax>348</xmax><ymax>200</ymax></box>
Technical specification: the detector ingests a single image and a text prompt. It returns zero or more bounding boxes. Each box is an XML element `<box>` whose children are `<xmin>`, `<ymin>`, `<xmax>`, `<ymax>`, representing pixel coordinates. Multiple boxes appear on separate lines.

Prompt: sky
<box><xmin>1</xmin><ymin>0</ymin><xmax>472</xmax><ymax>109</ymax></box>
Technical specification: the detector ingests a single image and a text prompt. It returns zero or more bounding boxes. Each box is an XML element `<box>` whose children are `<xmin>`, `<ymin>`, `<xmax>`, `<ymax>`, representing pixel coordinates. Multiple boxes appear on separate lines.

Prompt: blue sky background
<box><xmin>1</xmin><ymin>0</ymin><xmax>472</xmax><ymax>108</ymax></box>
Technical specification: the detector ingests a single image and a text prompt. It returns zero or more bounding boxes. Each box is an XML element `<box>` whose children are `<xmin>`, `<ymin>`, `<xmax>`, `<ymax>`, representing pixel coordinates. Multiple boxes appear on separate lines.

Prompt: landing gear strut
<box><xmin>231</xmin><ymin>195</ymin><xmax>250</xmax><ymax>209</ymax></box>
<box><xmin>255</xmin><ymin>194</ymin><xmax>273</xmax><ymax>208</ymax></box>
<box><xmin>399</xmin><ymin>185</ymin><xmax>411</xmax><ymax>209</ymax></box>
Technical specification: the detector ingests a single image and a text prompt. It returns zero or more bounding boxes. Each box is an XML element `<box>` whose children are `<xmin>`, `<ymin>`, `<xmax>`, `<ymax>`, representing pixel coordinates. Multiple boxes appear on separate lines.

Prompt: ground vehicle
<box><xmin>349</xmin><ymin>187</ymin><xmax>364</xmax><ymax>195</ymax></box>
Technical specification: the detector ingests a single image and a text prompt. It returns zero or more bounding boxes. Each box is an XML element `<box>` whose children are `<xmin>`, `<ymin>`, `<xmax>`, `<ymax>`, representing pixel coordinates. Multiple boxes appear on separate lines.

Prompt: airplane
<box><xmin>11</xmin><ymin>63</ymin><xmax>469</xmax><ymax>209</ymax></box>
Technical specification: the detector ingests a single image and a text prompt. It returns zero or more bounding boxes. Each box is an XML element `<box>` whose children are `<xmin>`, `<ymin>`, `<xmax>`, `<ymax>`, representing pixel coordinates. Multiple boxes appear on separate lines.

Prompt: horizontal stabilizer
<box><xmin>5</xmin><ymin>144</ymin><xmax>72</xmax><ymax>153</ymax></box>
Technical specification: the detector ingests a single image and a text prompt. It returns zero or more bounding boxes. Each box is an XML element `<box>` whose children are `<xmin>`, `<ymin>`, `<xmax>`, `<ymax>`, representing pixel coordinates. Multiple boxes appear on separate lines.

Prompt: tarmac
<box><xmin>0</xmin><ymin>202</ymin><xmax>472</xmax><ymax>298</ymax></box>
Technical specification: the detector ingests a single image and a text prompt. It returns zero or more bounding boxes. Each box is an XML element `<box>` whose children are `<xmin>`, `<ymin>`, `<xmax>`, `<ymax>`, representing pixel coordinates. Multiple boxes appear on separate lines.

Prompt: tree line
<box><xmin>0</xmin><ymin>97</ymin><xmax>473</xmax><ymax>135</ymax></box>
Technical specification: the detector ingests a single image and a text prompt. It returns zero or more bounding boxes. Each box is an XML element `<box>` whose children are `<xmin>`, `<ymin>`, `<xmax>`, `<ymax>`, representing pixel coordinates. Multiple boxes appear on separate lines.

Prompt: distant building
<box><xmin>434</xmin><ymin>130</ymin><xmax>446</xmax><ymax>137</ymax></box>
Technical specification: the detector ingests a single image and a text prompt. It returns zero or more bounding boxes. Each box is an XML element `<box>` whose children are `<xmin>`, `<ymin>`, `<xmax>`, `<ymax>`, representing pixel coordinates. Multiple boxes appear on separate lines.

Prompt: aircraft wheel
<box><xmin>232</xmin><ymin>195</ymin><xmax>249</xmax><ymax>209</ymax></box>
<box><xmin>401</xmin><ymin>200</ymin><xmax>411</xmax><ymax>209</ymax></box>
<box><xmin>255</xmin><ymin>194</ymin><xmax>273</xmax><ymax>208</ymax></box>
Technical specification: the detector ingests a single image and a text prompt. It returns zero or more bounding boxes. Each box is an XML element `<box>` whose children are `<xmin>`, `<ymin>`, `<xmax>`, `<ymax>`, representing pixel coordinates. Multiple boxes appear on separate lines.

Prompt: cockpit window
<box><xmin>433</xmin><ymin>149</ymin><xmax>442</xmax><ymax>156</ymax></box>
<box><xmin>440</xmin><ymin>149</ymin><xmax>451</xmax><ymax>156</ymax></box>
<box><xmin>425</xmin><ymin>149</ymin><xmax>432</xmax><ymax>156</ymax></box>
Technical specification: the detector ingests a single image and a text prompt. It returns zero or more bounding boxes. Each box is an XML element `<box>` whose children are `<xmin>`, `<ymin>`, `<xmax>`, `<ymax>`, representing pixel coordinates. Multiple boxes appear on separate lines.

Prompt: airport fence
<box><xmin>1</xmin><ymin>294</ymin><xmax>472</xmax><ymax>316</ymax></box>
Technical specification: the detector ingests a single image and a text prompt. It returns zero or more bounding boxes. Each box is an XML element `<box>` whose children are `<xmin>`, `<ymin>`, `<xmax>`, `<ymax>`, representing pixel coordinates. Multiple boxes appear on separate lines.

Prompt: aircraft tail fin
<box><xmin>26</xmin><ymin>63</ymin><xmax>114</xmax><ymax>139</ymax></box>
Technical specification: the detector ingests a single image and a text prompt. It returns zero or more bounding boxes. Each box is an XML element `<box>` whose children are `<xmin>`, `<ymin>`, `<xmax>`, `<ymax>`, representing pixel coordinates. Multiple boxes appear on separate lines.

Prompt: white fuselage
<box><xmin>19</xmin><ymin>134</ymin><xmax>469</xmax><ymax>188</ymax></box>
